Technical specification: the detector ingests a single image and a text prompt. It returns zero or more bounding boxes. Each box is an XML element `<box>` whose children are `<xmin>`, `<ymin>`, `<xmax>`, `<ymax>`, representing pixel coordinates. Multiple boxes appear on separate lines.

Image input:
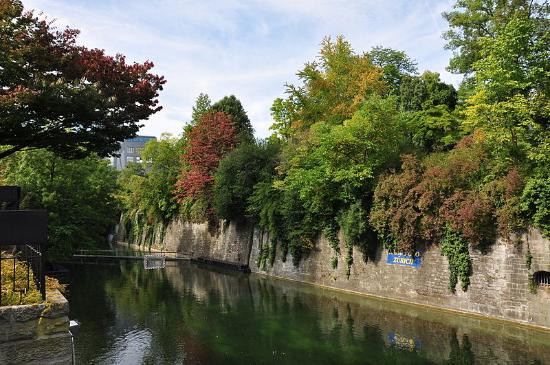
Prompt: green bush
<box><xmin>213</xmin><ymin>140</ymin><xmax>279</xmax><ymax>220</ymax></box>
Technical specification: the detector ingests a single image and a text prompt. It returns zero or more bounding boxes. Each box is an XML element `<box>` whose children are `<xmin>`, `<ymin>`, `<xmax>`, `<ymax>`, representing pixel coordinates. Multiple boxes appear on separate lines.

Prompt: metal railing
<box><xmin>73</xmin><ymin>249</ymin><xmax>185</xmax><ymax>259</ymax></box>
<box><xmin>534</xmin><ymin>271</ymin><xmax>550</xmax><ymax>287</ymax></box>
<box><xmin>0</xmin><ymin>243</ymin><xmax>46</xmax><ymax>306</ymax></box>
<box><xmin>0</xmin><ymin>186</ymin><xmax>48</xmax><ymax>306</ymax></box>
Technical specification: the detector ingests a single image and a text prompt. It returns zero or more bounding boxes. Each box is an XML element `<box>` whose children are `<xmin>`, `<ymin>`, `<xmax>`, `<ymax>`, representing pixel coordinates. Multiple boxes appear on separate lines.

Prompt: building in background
<box><xmin>111</xmin><ymin>136</ymin><xmax>156</xmax><ymax>170</ymax></box>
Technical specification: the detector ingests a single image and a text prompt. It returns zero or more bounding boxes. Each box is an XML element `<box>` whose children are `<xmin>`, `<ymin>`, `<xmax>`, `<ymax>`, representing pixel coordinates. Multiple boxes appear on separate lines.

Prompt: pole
<box><xmin>40</xmin><ymin>243</ymin><xmax>45</xmax><ymax>301</ymax></box>
<box><xmin>0</xmin><ymin>250</ymin><xmax>2</xmax><ymax>306</ymax></box>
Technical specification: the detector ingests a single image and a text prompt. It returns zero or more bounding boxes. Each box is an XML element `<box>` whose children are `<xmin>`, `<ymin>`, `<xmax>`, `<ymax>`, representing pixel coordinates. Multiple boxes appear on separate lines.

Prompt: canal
<box><xmin>67</xmin><ymin>260</ymin><xmax>550</xmax><ymax>364</ymax></box>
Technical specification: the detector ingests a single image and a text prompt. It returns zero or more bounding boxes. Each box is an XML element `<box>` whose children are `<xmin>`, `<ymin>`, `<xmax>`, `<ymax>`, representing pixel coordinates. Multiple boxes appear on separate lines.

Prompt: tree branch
<box><xmin>0</xmin><ymin>145</ymin><xmax>25</xmax><ymax>160</ymax></box>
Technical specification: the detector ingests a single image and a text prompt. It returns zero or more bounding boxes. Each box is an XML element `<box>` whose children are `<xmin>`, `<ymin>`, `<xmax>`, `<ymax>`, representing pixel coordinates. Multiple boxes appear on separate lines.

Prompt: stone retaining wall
<box><xmin>0</xmin><ymin>290</ymin><xmax>72</xmax><ymax>364</ymax></box>
<box><xmin>118</xmin><ymin>217</ymin><xmax>254</xmax><ymax>266</ymax></box>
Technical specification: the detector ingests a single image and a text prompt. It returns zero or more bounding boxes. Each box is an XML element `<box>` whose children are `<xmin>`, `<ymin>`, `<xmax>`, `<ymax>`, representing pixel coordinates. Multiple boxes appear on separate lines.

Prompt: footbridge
<box><xmin>72</xmin><ymin>249</ymin><xmax>190</xmax><ymax>265</ymax></box>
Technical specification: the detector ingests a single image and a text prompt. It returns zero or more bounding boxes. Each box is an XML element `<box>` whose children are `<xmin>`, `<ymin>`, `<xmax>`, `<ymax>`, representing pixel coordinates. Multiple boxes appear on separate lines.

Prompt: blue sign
<box><xmin>386</xmin><ymin>252</ymin><xmax>421</xmax><ymax>268</ymax></box>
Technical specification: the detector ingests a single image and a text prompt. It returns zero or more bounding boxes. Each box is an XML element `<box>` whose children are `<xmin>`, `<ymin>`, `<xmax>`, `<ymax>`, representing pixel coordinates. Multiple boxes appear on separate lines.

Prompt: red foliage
<box><xmin>371</xmin><ymin>137</ymin><xmax>497</xmax><ymax>252</ymax></box>
<box><xmin>176</xmin><ymin>170</ymin><xmax>213</xmax><ymax>198</ymax></box>
<box><xmin>371</xmin><ymin>134</ymin><xmax>528</xmax><ymax>252</ymax></box>
<box><xmin>482</xmin><ymin>168</ymin><xmax>525</xmax><ymax>238</ymax></box>
<box><xmin>440</xmin><ymin>190</ymin><xmax>493</xmax><ymax>244</ymax></box>
<box><xmin>0</xmin><ymin>1</ymin><xmax>166</xmax><ymax>159</ymax></box>
<box><xmin>174</xmin><ymin>112</ymin><xmax>238</xmax><ymax>201</ymax></box>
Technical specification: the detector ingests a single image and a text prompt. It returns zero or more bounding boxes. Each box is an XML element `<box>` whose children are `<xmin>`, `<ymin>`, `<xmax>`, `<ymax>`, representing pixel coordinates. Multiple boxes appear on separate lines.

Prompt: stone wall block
<box><xmin>0</xmin><ymin>290</ymin><xmax>72</xmax><ymax>363</ymax></box>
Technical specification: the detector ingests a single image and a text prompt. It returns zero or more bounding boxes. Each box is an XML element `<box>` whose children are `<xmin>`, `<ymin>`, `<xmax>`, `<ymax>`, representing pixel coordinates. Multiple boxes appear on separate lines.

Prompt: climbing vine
<box><xmin>339</xmin><ymin>202</ymin><xmax>368</xmax><ymax>278</ymax></box>
<box><xmin>323</xmin><ymin>220</ymin><xmax>340</xmax><ymax>269</ymax></box>
<box><xmin>525</xmin><ymin>249</ymin><xmax>533</xmax><ymax>270</ymax></box>
<box><xmin>256</xmin><ymin>232</ymin><xmax>278</xmax><ymax>271</ymax></box>
<box><xmin>441</xmin><ymin>228</ymin><xmax>471</xmax><ymax>292</ymax></box>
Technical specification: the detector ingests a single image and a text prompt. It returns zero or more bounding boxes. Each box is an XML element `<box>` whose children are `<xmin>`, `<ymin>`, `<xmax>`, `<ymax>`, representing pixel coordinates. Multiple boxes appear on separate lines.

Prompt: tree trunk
<box><xmin>0</xmin><ymin>146</ymin><xmax>24</xmax><ymax>160</ymax></box>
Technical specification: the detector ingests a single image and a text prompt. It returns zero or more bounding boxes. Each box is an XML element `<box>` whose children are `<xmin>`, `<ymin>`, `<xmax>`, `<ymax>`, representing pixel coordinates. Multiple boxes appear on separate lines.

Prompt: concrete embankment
<box><xmin>0</xmin><ymin>290</ymin><xmax>72</xmax><ymax>364</ymax></box>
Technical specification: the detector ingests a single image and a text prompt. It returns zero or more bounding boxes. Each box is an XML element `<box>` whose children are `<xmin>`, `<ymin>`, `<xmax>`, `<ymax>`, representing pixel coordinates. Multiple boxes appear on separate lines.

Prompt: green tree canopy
<box><xmin>463</xmin><ymin>3</ymin><xmax>549</xmax><ymax>167</ymax></box>
<box><xmin>270</xmin><ymin>36</ymin><xmax>387</xmax><ymax>138</ymax></box>
<box><xmin>443</xmin><ymin>0</ymin><xmax>547</xmax><ymax>75</ymax></box>
<box><xmin>213</xmin><ymin>140</ymin><xmax>280</xmax><ymax>220</ymax></box>
<box><xmin>400</xmin><ymin>71</ymin><xmax>458</xmax><ymax>112</ymax></box>
<box><xmin>190</xmin><ymin>93</ymin><xmax>212</xmax><ymax>126</ymax></box>
<box><xmin>368</xmin><ymin>46</ymin><xmax>418</xmax><ymax>95</ymax></box>
<box><xmin>211</xmin><ymin>95</ymin><xmax>254</xmax><ymax>142</ymax></box>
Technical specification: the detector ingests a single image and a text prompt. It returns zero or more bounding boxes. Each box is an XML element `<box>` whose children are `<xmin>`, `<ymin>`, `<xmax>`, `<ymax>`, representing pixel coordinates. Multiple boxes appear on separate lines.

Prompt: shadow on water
<box><xmin>66</xmin><ymin>261</ymin><xmax>550</xmax><ymax>365</ymax></box>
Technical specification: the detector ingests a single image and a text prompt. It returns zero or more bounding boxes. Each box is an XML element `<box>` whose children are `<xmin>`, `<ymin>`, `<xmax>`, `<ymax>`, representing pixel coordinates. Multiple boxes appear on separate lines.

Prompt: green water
<box><xmin>67</xmin><ymin>261</ymin><xmax>550</xmax><ymax>365</ymax></box>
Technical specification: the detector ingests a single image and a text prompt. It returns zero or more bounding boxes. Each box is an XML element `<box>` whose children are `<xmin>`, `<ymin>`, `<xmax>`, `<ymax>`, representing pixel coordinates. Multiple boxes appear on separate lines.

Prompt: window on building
<box><xmin>126</xmin><ymin>156</ymin><xmax>134</xmax><ymax>163</ymax></box>
<box><xmin>127</xmin><ymin>147</ymin><xmax>135</xmax><ymax>153</ymax></box>
<box><xmin>534</xmin><ymin>271</ymin><xmax>550</xmax><ymax>287</ymax></box>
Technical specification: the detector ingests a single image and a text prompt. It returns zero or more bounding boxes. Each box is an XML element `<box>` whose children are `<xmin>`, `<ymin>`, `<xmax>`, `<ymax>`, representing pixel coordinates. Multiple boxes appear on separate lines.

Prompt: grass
<box><xmin>0</xmin><ymin>251</ymin><xmax>65</xmax><ymax>306</ymax></box>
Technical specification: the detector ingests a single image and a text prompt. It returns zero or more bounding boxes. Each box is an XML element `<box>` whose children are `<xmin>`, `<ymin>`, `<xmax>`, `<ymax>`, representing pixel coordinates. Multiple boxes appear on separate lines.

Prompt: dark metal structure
<box><xmin>0</xmin><ymin>186</ymin><xmax>20</xmax><ymax>210</ymax></box>
<box><xmin>0</xmin><ymin>186</ymin><xmax>47</xmax><ymax>306</ymax></box>
<box><xmin>534</xmin><ymin>271</ymin><xmax>550</xmax><ymax>287</ymax></box>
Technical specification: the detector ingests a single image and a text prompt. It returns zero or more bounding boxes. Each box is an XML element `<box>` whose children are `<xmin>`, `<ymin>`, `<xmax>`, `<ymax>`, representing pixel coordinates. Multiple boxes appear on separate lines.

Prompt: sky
<box><xmin>23</xmin><ymin>0</ymin><xmax>462</xmax><ymax>139</ymax></box>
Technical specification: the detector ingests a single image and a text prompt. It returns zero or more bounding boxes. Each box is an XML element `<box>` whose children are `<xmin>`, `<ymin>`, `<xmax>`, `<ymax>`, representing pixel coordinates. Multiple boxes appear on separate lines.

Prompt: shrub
<box><xmin>213</xmin><ymin>140</ymin><xmax>279</xmax><ymax>220</ymax></box>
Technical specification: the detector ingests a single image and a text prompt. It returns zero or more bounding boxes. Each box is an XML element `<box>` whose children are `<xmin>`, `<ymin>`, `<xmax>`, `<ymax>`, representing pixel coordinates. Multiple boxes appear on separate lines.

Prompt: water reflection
<box><xmin>67</xmin><ymin>261</ymin><xmax>550</xmax><ymax>365</ymax></box>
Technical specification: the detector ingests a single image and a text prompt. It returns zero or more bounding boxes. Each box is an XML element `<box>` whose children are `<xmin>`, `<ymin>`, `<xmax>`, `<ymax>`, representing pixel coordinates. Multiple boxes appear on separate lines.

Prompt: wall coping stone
<box><xmin>0</xmin><ymin>289</ymin><xmax>69</xmax><ymax>343</ymax></box>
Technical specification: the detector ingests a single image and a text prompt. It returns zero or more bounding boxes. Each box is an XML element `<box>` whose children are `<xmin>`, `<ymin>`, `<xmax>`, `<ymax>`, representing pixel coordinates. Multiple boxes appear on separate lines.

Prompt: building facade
<box><xmin>111</xmin><ymin>136</ymin><xmax>156</xmax><ymax>170</ymax></box>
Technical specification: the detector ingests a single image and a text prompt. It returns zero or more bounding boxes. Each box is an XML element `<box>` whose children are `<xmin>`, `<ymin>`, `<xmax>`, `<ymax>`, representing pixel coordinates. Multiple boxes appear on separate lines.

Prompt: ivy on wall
<box><xmin>441</xmin><ymin>228</ymin><xmax>472</xmax><ymax>292</ymax></box>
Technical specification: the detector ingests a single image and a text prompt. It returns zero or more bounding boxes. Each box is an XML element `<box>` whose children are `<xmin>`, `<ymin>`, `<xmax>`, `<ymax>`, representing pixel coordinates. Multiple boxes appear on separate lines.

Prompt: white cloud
<box><xmin>23</xmin><ymin>0</ymin><xmax>462</xmax><ymax>138</ymax></box>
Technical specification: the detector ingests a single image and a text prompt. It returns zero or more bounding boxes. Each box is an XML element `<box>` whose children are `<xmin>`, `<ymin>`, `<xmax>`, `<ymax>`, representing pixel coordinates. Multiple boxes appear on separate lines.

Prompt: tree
<box><xmin>400</xmin><ymin>71</ymin><xmax>458</xmax><ymax>112</ymax></box>
<box><xmin>403</xmin><ymin>105</ymin><xmax>462</xmax><ymax>153</ymax></box>
<box><xmin>174</xmin><ymin>112</ymin><xmax>238</xmax><ymax>201</ymax></box>
<box><xmin>138</xmin><ymin>134</ymin><xmax>182</xmax><ymax>222</ymax></box>
<box><xmin>368</xmin><ymin>46</ymin><xmax>418</xmax><ymax>95</ymax></box>
<box><xmin>114</xmin><ymin>135</ymin><xmax>183</xmax><ymax>245</ymax></box>
<box><xmin>462</xmin><ymin>4</ymin><xmax>549</xmax><ymax>166</ymax></box>
<box><xmin>398</xmin><ymin>72</ymin><xmax>460</xmax><ymax>153</ymax></box>
<box><xmin>1</xmin><ymin>149</ymin><xmax>118</xmax><ymax>259</ymax></box>
<box><xmin>0</xmin><ymin>0</ymin><xmax>165</xmax><ymax>160</ymax></box>
<box><xmin>273</xmin><ymin>96</ymin><xmax>403</xmax><ymax>264</ymax></box>
<box><xmin>443</xmin><ymin>0</ymin><xmax>546</xmax><ymax>75</ymax></box>
<box><xmin>271</xmin><ymin>36</ymin><xmax>386</xmax><ymax>137</ymax></box>
<box><xmin>283</xmin><ymin>96</ymin><xmax>403</xmax><ymax>218</ymax></box>
<box><xmin>190</xmin><ymin>93</ymin><xmax>212</xmax><ymax>126</ymax></box>
<box><xmin>213</xmin><ymin>140</ymin><xmax>279</xmax><ymax>220</ymax></box>
<box><xmin>210</xmin><ymin>95</ymin><xmax>254</xmax><ymax>142</ymax></box>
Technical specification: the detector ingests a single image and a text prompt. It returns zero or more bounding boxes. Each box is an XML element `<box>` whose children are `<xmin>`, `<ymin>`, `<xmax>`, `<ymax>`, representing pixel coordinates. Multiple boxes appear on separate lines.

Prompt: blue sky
<box><xmin>24</xmin><ymin>0</ymin><xmax>462</xmax><ymax>138</ymax></box>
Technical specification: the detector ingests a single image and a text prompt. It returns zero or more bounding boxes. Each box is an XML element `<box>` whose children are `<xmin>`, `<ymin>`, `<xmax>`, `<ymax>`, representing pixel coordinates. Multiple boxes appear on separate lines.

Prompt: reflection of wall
<box><xmin>249</xmin><ymin>276</ymin><xmax>550</xmax><ymax>365</ymax></box>
<box><xmin>250</xmin><ymin>228</ymin><xmax>550</xmax><ymax>329</ymax></box>
<box><xmin>162</xmin><ymin>262</ymin><xmax>251</xmax><ymax>308</ymax></box>
<box><xmin>160</xmin><ymin>261</ymin><xmax>550</xmax><ymax>365</ymax></box>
